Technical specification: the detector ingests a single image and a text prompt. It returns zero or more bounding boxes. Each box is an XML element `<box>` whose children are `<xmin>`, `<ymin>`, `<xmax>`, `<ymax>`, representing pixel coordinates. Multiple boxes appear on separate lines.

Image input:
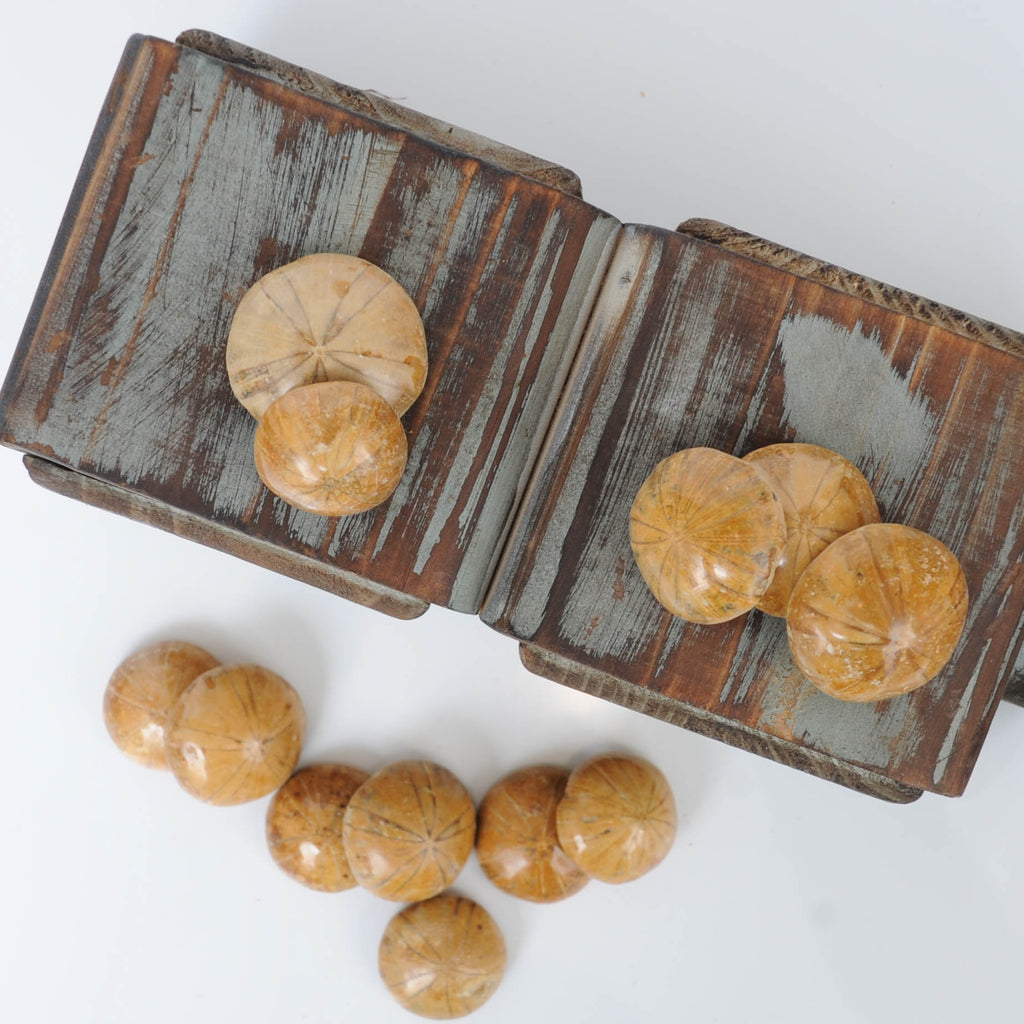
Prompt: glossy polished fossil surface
<box><xmin>742</xmin><ymin>443</ymin><xmax>880</xmax><ymax>617</ymax></box>
<box><xmin>787</xmin><ymin>523</ymin><xmax>969</xmax><ymax>701</ymax></box>
<box><xmin>266</xmin><ymin>763</ymin><xmax>369</xmax><ymax>892</ymax></box>
<box><xmin>378</xmin><ymin>894</ymin><xmax>507</xmax><ymax>1019</ymax></box>
<box><xmin>629</xmin><ymin>447</ymin><xmax>786</xmax><ymax>623</ymax></box>
<box><xmin>342</xmin><ymin>760</ymin><xmax>476</xmax><ymax>902</ymax></box>
<box><xmin>253</xmin><ymin>380</ymin><xmax>407</xmax><ymax>516</ymax></box>
<box><xmin>164</xmin><ymin>663</ymin><xmax>306</xmax><ymax>805</ymax></box>
<box><xmin>226</xmin><ymin>253</ymin><xmax>428</xmax><ymax>419</ymax></box>
<box><xmin>476</xmin><ymin>765</ymin><xmax>589</xmax><ymax>903</ymax></box>
<box><xmin>103</xmin><ymin>640</ymin><xmax>220</xmax><ymax>769</ymax></box>
<box><xmin>555</xmin><ymin>753</ymin><xmax>676</xmax><ymax>884</ymax></box>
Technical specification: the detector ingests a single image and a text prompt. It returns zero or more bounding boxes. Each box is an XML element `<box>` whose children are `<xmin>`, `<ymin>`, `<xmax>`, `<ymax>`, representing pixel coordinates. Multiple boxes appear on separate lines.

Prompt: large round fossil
<box><xmin>787</xmin><ymin>523</ymin><xmax>969</xmax><ymax>701</ymax></box>
<box><xmin>742</xmin><ymin>443</ymin><xmax>880</xmax><ymax>617</ymax></box>
<box><xmin>476</xmin><ymin>764</ymin><xmax>589</xmax><ymax>903</ymax></box>
<box><xmin>226</xmin><ymin>253</ymin><xmax>428</xmax><ymax>419</ymax></box>
<box><xmin>265</xmin><ymin>763</ymin><xmax>369</xmax><ymax>892</ymax></box>
<box><xmin>342</xmin><ymin>760</ymin><xmax>476</xmax><ymax>902</ymax></box>
<box><xmin>629</xmin><ymin>447</ymin><xmax>786</xmax><ymax>623</ymax></box>
<box><xmin>555</xmin><ymin>752</ymin><xmax>676</xmax><ymax>884</ymax></box>
<box><xmin>378</xmin><ymin>895</ymin><xmax>507</xmax><ymax>1019</ymax></box>
<box><xmin>253</xmin><ymin>380</ymin><xmax>407</xmax><ymax>516</ymax></box>
<box><xmin>103</xmin><ymin>640</ymin><xmax>220</xmax><ymax>769</ymax></box>
<box><xmin>164</xmin><ymin>663</ymin><xmax>306</xmax><ymax>805</ymax></box>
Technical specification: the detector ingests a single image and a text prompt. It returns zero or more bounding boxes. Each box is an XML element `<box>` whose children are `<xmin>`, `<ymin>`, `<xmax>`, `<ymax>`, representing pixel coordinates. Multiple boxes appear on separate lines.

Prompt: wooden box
<box><xmin>3</xmin><ymin>30</ymin><xmax>1023</xmax><ymax>802</ymax></box>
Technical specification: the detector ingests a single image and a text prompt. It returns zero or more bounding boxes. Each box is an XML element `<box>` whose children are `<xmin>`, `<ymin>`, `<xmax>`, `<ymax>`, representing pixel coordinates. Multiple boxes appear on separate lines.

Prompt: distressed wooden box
<box><xmin>3</xmin><ymin>31</ymin><xmax>1023</xmax><ymax>802</ymax></box>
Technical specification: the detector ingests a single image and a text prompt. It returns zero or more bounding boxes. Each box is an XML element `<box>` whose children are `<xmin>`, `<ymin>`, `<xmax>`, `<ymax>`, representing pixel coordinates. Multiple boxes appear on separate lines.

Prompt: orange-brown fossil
<box><xmin>265</xmin><ymin>763</ymin><xmax>369</xmax><ymax>892</ymax></box>
<box><xmin>342</xmin><ymin>760</ymin><xmax>476</xmax><ymax>902</ymax></box>
<box><xmin>378</xmin><ymin>895</ymin><xmax>506</xmax><ymax>1019</ymax></box>
<box><xmin>787</xmin><ymin>523</ymin><xmax>968</xmax><ymax>701</ymax></box>
<box><xmin>253</xmin><ymin>380</ymin><xmax>407</xmax><ymax>516</ymax></box>
<box><xmin>742</xmin><ymin>443</ymin><xmax>880</xmax><ymax>616</ymax></box>
<box><xmin>476</xmin><ymin>765</ymin><xmax>589</xmax><ymax>903</ymax></box>
<box><xmin>164</xmin><ymin>663</ymin><xmax>305</xmax><ymax>805</ymax></box>
<box><xmin>555</xmin><ymin>752</ymin><xmax>676</xmax><ymax>884</ymax></box>
<box><xmin>103</xmin><ymin>640</ymin><xmax>220</xmax><ymax>769</ymax></box>
<box><xmin>629</xmin><ymin>447</ymin><xmax>786</xmax><ymax>623</ymax></box>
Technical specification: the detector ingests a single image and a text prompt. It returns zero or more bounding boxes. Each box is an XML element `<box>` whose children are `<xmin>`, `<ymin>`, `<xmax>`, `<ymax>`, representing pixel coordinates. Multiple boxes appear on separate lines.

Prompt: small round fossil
<box><xmin>476</xmin><ymin>764</ymin><xmax>588</xmax><ymax>903</ymax></box>
<box><xmin>555</xmin><ymin>752</ymin><xmax>676</xmax><ymax>884</ymax></box>
<box><xmin>787</xmin><ymin>522</ymin><xmax>969</xmax><ymax>701</ymax></box>
<box><xmin>265</xmin><ymin>763</ymin><xmax>369</xmax><ymax>892</ymax></box>
<box><xmin>742</xmin><ymin>443</ymin><xmax>880</xmax><ymax>617</ymax></box>
<box><xmin>164</xmin><ymin>664</ymin><xmax>306</xmax><ymax>805</ymax></box>
<box><xmin>379</xmin><ymin>894</ymin><xmax>507</xmax><ymax>1019</ymax></box>
<box><xmin>103</xmin><ymin>641</ymin><xmax>220</xmax><ymax>769</ymax></box>
<box><xmin>226</xmin><ymin>253</ymin><xmax>428</xmax><ymax>419</ymax></box>
<box><xmin>342</xmin><ymin>760</ymin><xmax>476</xmax><ymax>902</ymax></box>
<box><xmin>629</xmin><ymin>447</ymin><xmax>786</xmax><ymax>623</ymax></box>
<box><xmin>253</xmin><ymin>380</ymin><xmax>408</xmax><ymax>516</ymax></box>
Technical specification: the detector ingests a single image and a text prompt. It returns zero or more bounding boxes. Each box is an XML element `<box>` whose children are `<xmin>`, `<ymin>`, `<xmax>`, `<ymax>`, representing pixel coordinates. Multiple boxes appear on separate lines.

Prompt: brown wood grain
<box><xmin>3</xmin><ymin>32</ymin><xmax>1022</xmax><ymax>799</ymax></box>
<box><xmin>483</xmin><ymin>224</ymin><xmax>1024</xmax><ymax>796</ymax></box>
<box><xmin>0</xmin><ymin>35</ymin><xmax>617</xmax><ymax>615</ymax></box>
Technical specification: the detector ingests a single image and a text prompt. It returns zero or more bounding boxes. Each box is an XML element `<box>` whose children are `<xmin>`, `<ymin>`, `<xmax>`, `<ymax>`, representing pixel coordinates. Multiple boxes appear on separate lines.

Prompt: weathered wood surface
<box><xmin>678</xmin><ymin>219</ymin><xmax>1024</xmax><ymax>712</ymax></box>
<box><xmin>483</xmin><ymin>224</ymin><xmax>1024</xmax><ymax>796</ymax></box>
<box><xmin>0</xmin><ymin>35</ymin><xmax>618</xmax><ymax>615</ymax></box>
<box><xmin>680</xmin><ymin>219</ymin><xmax>1024</xmax><ymax>357</ymax></box>
<box><xmin>520</xmin><ymin>645</ymin><xmax>923</xmax><ymax>803</ymax></box>
<box><xmin>176</xmin><ymin>29</ymin><xmax>584</xmax><ymax>198</ymax></box>
<box><xmin>3</xmin><ymin>31</ymin><xmax>1022</xmax><ymax>799</ymax></box>
<box><xmin>23</xmin><ymin>455</ymin><xmax>427</xmax><ymax>619</ymax></box>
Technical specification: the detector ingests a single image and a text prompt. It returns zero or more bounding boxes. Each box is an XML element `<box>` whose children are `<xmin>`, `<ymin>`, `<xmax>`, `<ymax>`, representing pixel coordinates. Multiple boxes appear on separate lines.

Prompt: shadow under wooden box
<box><xmin>3</xmin><ymin>30</ymin><xmax>1023</xmax><ymax>803</ymax></box>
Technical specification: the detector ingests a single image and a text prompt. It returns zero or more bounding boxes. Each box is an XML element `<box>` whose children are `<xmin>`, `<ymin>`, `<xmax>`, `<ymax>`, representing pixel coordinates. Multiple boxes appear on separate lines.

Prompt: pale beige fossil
<box><xmin>226</xmin><ymin>253</ymin><xmax>428</xmax><ymax>419</ymax></box>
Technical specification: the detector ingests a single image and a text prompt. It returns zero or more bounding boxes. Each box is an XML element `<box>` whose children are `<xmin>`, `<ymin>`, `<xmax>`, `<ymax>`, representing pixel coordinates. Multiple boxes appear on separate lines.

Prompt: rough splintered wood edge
<box><xmin>24</xmin><ymin>456</ymin><xmax>428</xmax><ymax>620</ymax></box>
<box><xmin>177</xmin><ymin>29</ymin><xmax>583</xmax><ymax>197</ymax></box>
<box><xmin>678</xmin><ymin>218</ymin><xmax>1024</xmax><ymax>712</ymax></box>
<box><xmin>678</xmin><ymin>218</ymin><xmax>1024</xmax><ymax>357</ymax></box>
<box><xmin>520</xmin><ymin>643</ymin><xmax>923</xmax><ymax>803</ymax></box>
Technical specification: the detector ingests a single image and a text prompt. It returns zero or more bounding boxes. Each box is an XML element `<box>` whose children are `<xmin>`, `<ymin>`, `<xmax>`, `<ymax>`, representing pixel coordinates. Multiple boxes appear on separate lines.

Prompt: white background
<box><xmin>2</xmin><ymin>2</ymin><xmax>1023</xmax><ymax>1022</ymax></box>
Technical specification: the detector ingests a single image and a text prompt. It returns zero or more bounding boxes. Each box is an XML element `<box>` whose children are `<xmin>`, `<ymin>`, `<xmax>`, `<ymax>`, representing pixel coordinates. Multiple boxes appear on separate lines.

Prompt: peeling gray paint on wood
<box><xmin>485</xmin><ymin>224</ymin><xmax>1024</xmax><ymax>796</ymax></box>
<box><xmin>1</xmin><ymin>36</ymin><xmax>616</xmax><ymax>616</ymax></box>
<box><xmin>4</xmin><ymin>34</ymin><xmax>1024</xmax><ymax>800</ymax></box>
<box><xmin>774</xmin><ymin>313</ymin><xmax>938</xmax><ymax>509</ymax></box>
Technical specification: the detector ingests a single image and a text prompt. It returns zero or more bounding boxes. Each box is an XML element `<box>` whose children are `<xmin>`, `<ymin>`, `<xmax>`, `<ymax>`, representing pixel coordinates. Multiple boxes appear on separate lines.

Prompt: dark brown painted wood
<box><xmin>0</xmin><ymin>35</ymin><xmax>617</xmax><ymax>617</ymax></box>
<box><xmin>483</xmin><ymin>225</ymin><xmax>1024</xmax><ymax>797</ymax></box>
<box><xmin>23</xmin><ymin>455</ymin><xmax>427</xmax><ymax>619</ymax></box>
<box><xmin>3</xmin><ymin>32</ymin><xmax>1022</xmax><ymax>799</ymax></box>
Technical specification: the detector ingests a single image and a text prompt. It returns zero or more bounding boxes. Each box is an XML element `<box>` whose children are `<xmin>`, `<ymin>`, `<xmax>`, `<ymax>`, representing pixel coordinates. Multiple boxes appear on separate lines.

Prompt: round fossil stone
<box><xmin>555</xmin><ymin>753</ymin><xmax>677</xmax><ymax>884</ymax></box>
<box><xmin>226</xmin><ymin>253</ymin><xmax>428</xmax><ymax>419</ymax></box>
<box><xmin>253</xmin><ymin>380</ymin><xmax>408</xmax><ymax>516</ymax></box>
<box><xmin>103</xmin><ymin>640</ymin><xmax>220</xmax><ymax>769</ymax></box>
<box><xmin>476</xmin><ymin>764</ymin><xmax>588</xmax><ymax>903</ymax></box>
<box><xmin>164</xmin><ymin>664</ymin><xmax>306</xmax><ymax>805</ymax></box>
<box><xmin>787</xmin><ymin>522</ymin><xmax>969</xmax><ymax>701</ymax></box>
<box><xmin>342</xmin><ymin>760</ymin><xmax>476</xmax><ymax>902</ymax></box>
<box><xmin>742</xmin><ymin>443</ymin><xmax>880</xmax><ymax>617</ymax></box>
<box><xmin>379</xmin><ymin>894</ymin><xmax>507</xmax><ymax>1019</ymax></box>
<box><xmin>629</xmin><ymin>447</ymin><xmax>786</xmax><ymax>623</ymax></box>
<box><xmin>265</xmin><ymin>763</ymin><xmax>369</xmax><ymax>892</ymax></box>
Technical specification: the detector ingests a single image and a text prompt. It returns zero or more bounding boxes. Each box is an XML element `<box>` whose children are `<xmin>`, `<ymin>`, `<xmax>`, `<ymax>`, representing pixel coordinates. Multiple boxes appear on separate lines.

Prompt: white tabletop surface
<box><xmin>2</xmin><ymin>3</ymin><xmax>1023</xmax><ymax>1022</ymax></box>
